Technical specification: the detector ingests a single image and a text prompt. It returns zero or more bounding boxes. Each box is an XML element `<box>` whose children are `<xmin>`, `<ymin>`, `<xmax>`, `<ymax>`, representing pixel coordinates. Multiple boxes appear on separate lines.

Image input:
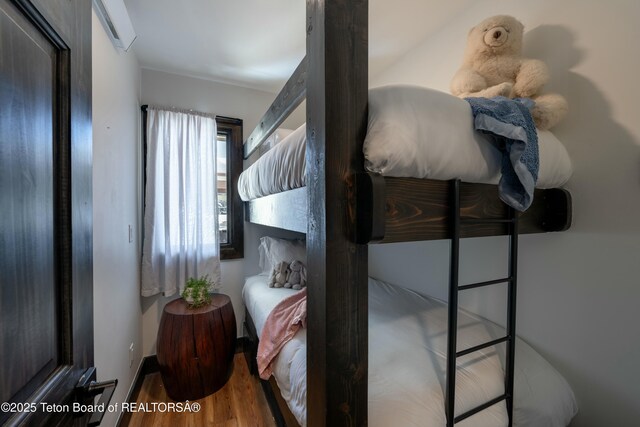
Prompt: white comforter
<box><xmin>243</xmin><ymin>275</ymin><xmax>577</xmax><ymax>427</ymax></box>
<box><xmin>238</xmin><ymin>86</ymin><xmax>572</xmax><ymax>201</ymax></box>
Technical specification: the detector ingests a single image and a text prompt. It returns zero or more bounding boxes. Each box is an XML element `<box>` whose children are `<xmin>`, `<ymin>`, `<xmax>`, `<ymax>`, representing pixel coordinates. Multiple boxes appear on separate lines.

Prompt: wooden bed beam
<box><xmin>246</xmin><ymin>178</ymin><xmax>572</xmax><ymax>242</ymax></box>
<box><xmin>306</xmin><ymin>0</ymin><xmax>369</xmax><ymax>426</ymax></box>
<box><xmin>244</xmin><ymin>187</ymin><xmax>307</xmax><ymax>234</ymax></box>
<box><xmin>379</xmin><ymin>178</ymin><xmax>571</xmax><ymax>243</ymax></box>
<box><xmin>243</xmin><ymin>57</ymin><xmax>307</xmax><ymax>159</ymax></box>
<box><xmin>355</xmin><ymin>172</ymin><xmax>386</xmax><ymax>243</ymax></box>
<box><xmin>379</xmin><ymin>178</ymin><xmax>572</xmax><ymax>243</ymax></box>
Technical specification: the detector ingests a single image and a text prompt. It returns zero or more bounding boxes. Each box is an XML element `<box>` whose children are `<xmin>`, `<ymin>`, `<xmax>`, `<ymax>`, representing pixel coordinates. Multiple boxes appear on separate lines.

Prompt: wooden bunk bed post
<box><xmin>306</xmin><ymin>0</ymin><xmax>369</xmax><ymax>426</ymax></box>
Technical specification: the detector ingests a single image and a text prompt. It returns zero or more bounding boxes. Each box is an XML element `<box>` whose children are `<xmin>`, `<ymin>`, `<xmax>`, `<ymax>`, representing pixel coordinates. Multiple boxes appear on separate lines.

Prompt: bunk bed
<box><xmin>239</xmin><ymin>1</ymin><xmax>573</xmax><ymax>426</ymax></box>
<box><xmin>242</xmin><ymin>274</ymin><xmax>577</xmax><ymax>427</ymax></box>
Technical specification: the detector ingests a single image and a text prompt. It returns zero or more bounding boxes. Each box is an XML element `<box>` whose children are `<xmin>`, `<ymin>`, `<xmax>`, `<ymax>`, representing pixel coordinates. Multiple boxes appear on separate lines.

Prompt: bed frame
<box><xmin>241</xmin><ymin>2</ymin><xmax>571</xmax><ymax>426</ymax></box>
<box><xmin>244</xmin><ymin>310</ymin><xmax>301</xmax><ymax>427</ymax></box>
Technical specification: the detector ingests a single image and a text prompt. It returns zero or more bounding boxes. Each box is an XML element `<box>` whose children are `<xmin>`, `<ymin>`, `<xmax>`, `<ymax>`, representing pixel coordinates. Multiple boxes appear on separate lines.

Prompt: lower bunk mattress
<box><xmin>242</xmin><ymin>274</ymin><xmax>577</xmax><ymax>427</ymax></box>
<box><xmin>238</xmin><ymin>85</ymin><xmax>573</xmax><ymax>201</ymax></box>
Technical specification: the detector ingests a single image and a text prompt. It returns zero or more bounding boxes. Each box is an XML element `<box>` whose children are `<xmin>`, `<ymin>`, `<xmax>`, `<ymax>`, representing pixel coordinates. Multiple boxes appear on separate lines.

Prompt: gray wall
<box><xmin>92</xmin><ymin>10</ymin><xmax>142</xmax><ymax>427</ymax></box>
<box><xmin>369</xmin><ymin>1</ymin><xmax>640</xmax><ymax>426</ymax></box>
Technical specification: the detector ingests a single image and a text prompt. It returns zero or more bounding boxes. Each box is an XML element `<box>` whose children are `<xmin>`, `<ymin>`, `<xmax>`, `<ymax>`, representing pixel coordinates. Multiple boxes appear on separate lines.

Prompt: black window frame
<box><xmin>216</xmin><ymin>116</ymin><xmax>244</xmax><ymax>260</ymax></box>
<box><xmin>141</xmin><ymin>107</ymin><xmax>244</xmax><ymax>261</ymax></box>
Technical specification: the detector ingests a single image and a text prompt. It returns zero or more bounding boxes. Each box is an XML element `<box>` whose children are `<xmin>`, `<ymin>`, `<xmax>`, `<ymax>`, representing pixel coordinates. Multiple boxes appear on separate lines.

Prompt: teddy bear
<box><xmin>450</xmin><ymin>15</ymin><xmax>568</xmax><ymax>130</ymax></box>
<box><xmin>284</xmin><ymin>260</ymin><xmax>307</xmax><ymax>290</ymax></box>
<box><xmin>268</xmin><ymin>261</ymin><xmax>290</xmax><ymax>288</ymax></box>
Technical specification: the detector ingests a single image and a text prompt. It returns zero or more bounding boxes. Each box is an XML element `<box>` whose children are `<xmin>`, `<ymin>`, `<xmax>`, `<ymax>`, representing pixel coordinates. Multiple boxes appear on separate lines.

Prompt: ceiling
<box><xmin>124</xmin><ymin>0</ymin><xmax>471</xmax><ymax>93</ymax></box>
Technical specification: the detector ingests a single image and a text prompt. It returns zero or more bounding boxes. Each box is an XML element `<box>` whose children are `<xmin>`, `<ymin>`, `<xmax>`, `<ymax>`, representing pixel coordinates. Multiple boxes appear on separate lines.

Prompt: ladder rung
<box><xmin>454</xmin><ymin>394</ymin><xmax>508</xmax><ymax>424</ymax></box>
<box><xmin>456</xmin><ymin>336</ymin><xmax>510</xmax><ymax>358</ymax></box>
<box><xmin>458</xmin><ymin>277</ymin><xmax>512</xmax><ymax>291</ymax></box>
<box><xmin>460</xmin><ymin>218</ymin><xmax>515</xmax><ymax>224</ymax></box>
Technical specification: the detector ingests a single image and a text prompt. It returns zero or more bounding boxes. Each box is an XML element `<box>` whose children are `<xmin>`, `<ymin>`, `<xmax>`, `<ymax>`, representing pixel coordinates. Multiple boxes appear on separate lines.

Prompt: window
<box><xmin>216</xmin><ymin>133</ymin><xmax>228</xmax><ymax>243</ymax></box>
<box><xmin>141</xmin><ymin>108</ymin><xmax>243</xmax><ymax>261</ymax></box>
<box><xmin>215</xmin><ymin>116</ymin><xmax>244</xmax><ymax>260</ymax></box>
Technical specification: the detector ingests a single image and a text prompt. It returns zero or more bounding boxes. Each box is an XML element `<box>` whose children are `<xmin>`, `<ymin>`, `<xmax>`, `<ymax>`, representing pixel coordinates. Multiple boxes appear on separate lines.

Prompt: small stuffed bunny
<box><xmin>285</xmin><ymin>260</ymin><xmax>307</xmax><ymax>290</ymax></box>
<box><xmin>268</xmin><ymin>261</ymin><xmax>290</xmax><ymax>288</ymax></box>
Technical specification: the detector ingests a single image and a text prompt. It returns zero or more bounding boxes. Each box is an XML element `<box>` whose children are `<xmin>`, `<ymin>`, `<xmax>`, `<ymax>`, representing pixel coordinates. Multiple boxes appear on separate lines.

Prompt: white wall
<box><xmin>140</xmin><ymin>68</ymin><xmax>305</xmax><ymax>356</ymax></box>
<box><xmin>369</xmin><ymin>1</ymin><xmax>640</xmax><ymax>426</ymax></box>
<box><xmin>92</xmin><ymin>10</ymin><xmax>142</xmax><ymax>427</ymax></box>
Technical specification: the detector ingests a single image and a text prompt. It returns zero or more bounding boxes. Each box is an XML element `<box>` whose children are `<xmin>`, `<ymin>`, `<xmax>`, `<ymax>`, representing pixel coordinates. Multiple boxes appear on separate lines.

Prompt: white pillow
<box><xmin>258</xmin><ymin>237</ymin><xmax>306</xmax><ymax>273</ymax></box>
<box><xmin>364</xmin><ymin>85</ymin><xmax>572</xmax><ymax>188</ymax></box>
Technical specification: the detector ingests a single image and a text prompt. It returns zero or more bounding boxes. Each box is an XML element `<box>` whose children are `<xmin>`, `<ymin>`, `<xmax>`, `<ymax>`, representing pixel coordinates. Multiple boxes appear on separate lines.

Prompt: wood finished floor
<box><xmin>126</xmin><ymin>354</ymin><xmax>276</xmax><ymax>427</ymax></box>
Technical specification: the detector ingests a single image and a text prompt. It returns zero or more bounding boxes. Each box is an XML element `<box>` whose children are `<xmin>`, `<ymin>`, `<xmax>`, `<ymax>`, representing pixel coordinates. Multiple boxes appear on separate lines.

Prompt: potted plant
<box><xmin>181</xmin><ymin>275</ymin><xmax>217</xmax><ymax>308</ymax></box>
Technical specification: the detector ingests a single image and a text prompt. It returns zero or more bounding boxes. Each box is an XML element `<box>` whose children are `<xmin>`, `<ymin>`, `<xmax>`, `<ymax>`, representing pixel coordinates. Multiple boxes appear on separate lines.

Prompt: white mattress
<box><xmin>243</xmin><ymin>275</ymin><xmax>577</xmax><ymax>427</ymax></box>
<box><xmin>238</xmin><ymin>86</ymin><xmax>572</xmax><ymax>201</ymax></box>
<box><xmin>243</xmin><ymin>273</ymin><xmax>300</xmax><ymax>335</ymax></box>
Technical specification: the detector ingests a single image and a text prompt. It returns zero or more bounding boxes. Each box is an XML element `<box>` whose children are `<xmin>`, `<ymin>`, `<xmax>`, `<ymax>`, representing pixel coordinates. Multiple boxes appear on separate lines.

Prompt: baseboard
<box><xmin>116</xmin><ymin>337</ymin><xmax>247</xmax><ymax>427</ymax></box>
<box><xmin>116</xmin><ymin>355</ymin><xmax>158</xmax><ymax>427</ymax></box>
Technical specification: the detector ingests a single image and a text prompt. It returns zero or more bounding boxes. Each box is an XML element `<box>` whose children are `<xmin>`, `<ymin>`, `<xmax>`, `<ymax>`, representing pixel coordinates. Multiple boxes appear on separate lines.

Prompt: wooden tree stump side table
<box><xmin>157</xmin><ymin>294</ymin><xmax>236</xmax><ymax>401</ymax></box>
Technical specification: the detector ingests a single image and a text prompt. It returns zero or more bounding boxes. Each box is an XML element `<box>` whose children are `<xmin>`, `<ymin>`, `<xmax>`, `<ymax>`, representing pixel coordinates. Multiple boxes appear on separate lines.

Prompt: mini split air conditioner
<box><xmin>93</xmin><ymin>0</ymin><xmax>137</xmax><ymax>51</ymax></box>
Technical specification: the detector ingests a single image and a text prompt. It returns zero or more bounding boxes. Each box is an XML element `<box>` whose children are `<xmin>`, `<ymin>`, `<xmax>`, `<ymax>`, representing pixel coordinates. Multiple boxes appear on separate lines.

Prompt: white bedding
<box><xmin>243</xmin><ymin>275</ymin><xmax>577</xmax><ymax>427</ymax></box>
<box><xmin>238</xmin><ymin>86</ymin><xmax>572</xmax><ymax>201</ymax></box>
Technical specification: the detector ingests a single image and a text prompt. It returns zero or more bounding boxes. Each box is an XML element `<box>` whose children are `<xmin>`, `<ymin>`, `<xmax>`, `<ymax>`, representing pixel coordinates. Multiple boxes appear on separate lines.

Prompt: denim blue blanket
<box><xmin>465</xmin><ymin>96</ymin><xmax>539</xmax><ymax>211</ymax></box>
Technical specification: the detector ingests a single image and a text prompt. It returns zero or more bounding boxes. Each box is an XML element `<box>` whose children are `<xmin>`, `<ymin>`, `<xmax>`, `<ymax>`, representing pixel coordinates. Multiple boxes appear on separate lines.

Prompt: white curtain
<box><xmin>141</xmin><ymin>107</ymin><xmax>221</xmax><ymax>297</ymax></box>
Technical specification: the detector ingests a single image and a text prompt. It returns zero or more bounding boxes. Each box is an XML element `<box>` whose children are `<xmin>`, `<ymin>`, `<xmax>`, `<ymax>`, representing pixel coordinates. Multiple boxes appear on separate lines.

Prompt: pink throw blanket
<box><xmin>257</xmin><ymin>288</ymin><xmax>307</xmax><ymax>380</ymax></box>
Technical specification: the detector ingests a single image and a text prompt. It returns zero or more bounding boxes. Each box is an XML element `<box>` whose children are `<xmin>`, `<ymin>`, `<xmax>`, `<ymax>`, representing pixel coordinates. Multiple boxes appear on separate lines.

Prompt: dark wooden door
<box><xmin>0</xmin><ymin>0</ymin><xmax>93</xmax><ymax>425</ymax></box>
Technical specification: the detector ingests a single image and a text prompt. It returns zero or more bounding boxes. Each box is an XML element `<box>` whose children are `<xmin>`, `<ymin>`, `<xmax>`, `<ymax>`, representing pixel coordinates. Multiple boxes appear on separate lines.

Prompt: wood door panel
<box><xmin>30</xmin><ymin>0</ymin><xmax>73</xmax><ymax>37</ymax></box>
<box><xmin>1</xmin><ymin>0</ymin><xmax>93</xmax><ymax>425</ymax></box>
<box><xmin>0</xmin><ymin>1</ymin><xmax>58</xmax><ymax>405</ymax></box>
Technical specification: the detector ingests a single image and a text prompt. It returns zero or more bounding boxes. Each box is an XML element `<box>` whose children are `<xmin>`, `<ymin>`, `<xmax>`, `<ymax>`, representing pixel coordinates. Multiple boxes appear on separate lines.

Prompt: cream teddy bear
<box><xmin>450</xmin><ymin>15</ymin><xmax>568</xmax><ymax>130</ymax></box>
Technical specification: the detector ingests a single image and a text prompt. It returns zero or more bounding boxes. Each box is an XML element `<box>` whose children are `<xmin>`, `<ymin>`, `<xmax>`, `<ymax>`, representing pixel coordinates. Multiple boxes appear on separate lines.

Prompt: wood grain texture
<box><xmin>0</xmin><ymin>0</ymin><xmax>93</xmax><ymax>426</ymax></box>
<box><xmin>245</xmin><ymin>187</ymin><xmax>307</xmax><ymax>234</ymax></box>
<box><xmin>245</xmin><ymin>178</ymin><xmax>571</xmax><ymax>243</ymax></box>
<box><xmin>355</xmin><ymin>172</ymin><xmax>386</xmax><ymax>243</ymax></box>
<box><xmin>244</xmin><ymin>57</ymin><xmax>307</xmax><ymax>159</ymax></box>
<box><xmin>126</xmin><ymin>354</ymin><xmax>275</xmax><ymax>427</ymax></box>
<box><xmin>380</xmin><ymin>178</ymin><xmax>571</xmax><ymax>243</ymax></box>
<box><xmin>157</xmin><ymin>296</ymin><xmax>237</xmax><ymax>401</ymax></box>
<box><xmin>306</xmin><ymin>0</ymin><xmax>369</xmax><ymax>426</ymax></box>
<box><xmin>0</xmin><ymin>1</ymin><xmax>57</xmax><ymax>405</ymax></box>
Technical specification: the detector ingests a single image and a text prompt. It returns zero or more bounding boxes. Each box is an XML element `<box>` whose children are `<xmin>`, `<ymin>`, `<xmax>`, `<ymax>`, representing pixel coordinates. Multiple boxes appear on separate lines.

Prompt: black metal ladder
<box><xmin>445</xmin><ymin>179</ymin><xmax>519</xmax><ymax>426</ymax></box>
